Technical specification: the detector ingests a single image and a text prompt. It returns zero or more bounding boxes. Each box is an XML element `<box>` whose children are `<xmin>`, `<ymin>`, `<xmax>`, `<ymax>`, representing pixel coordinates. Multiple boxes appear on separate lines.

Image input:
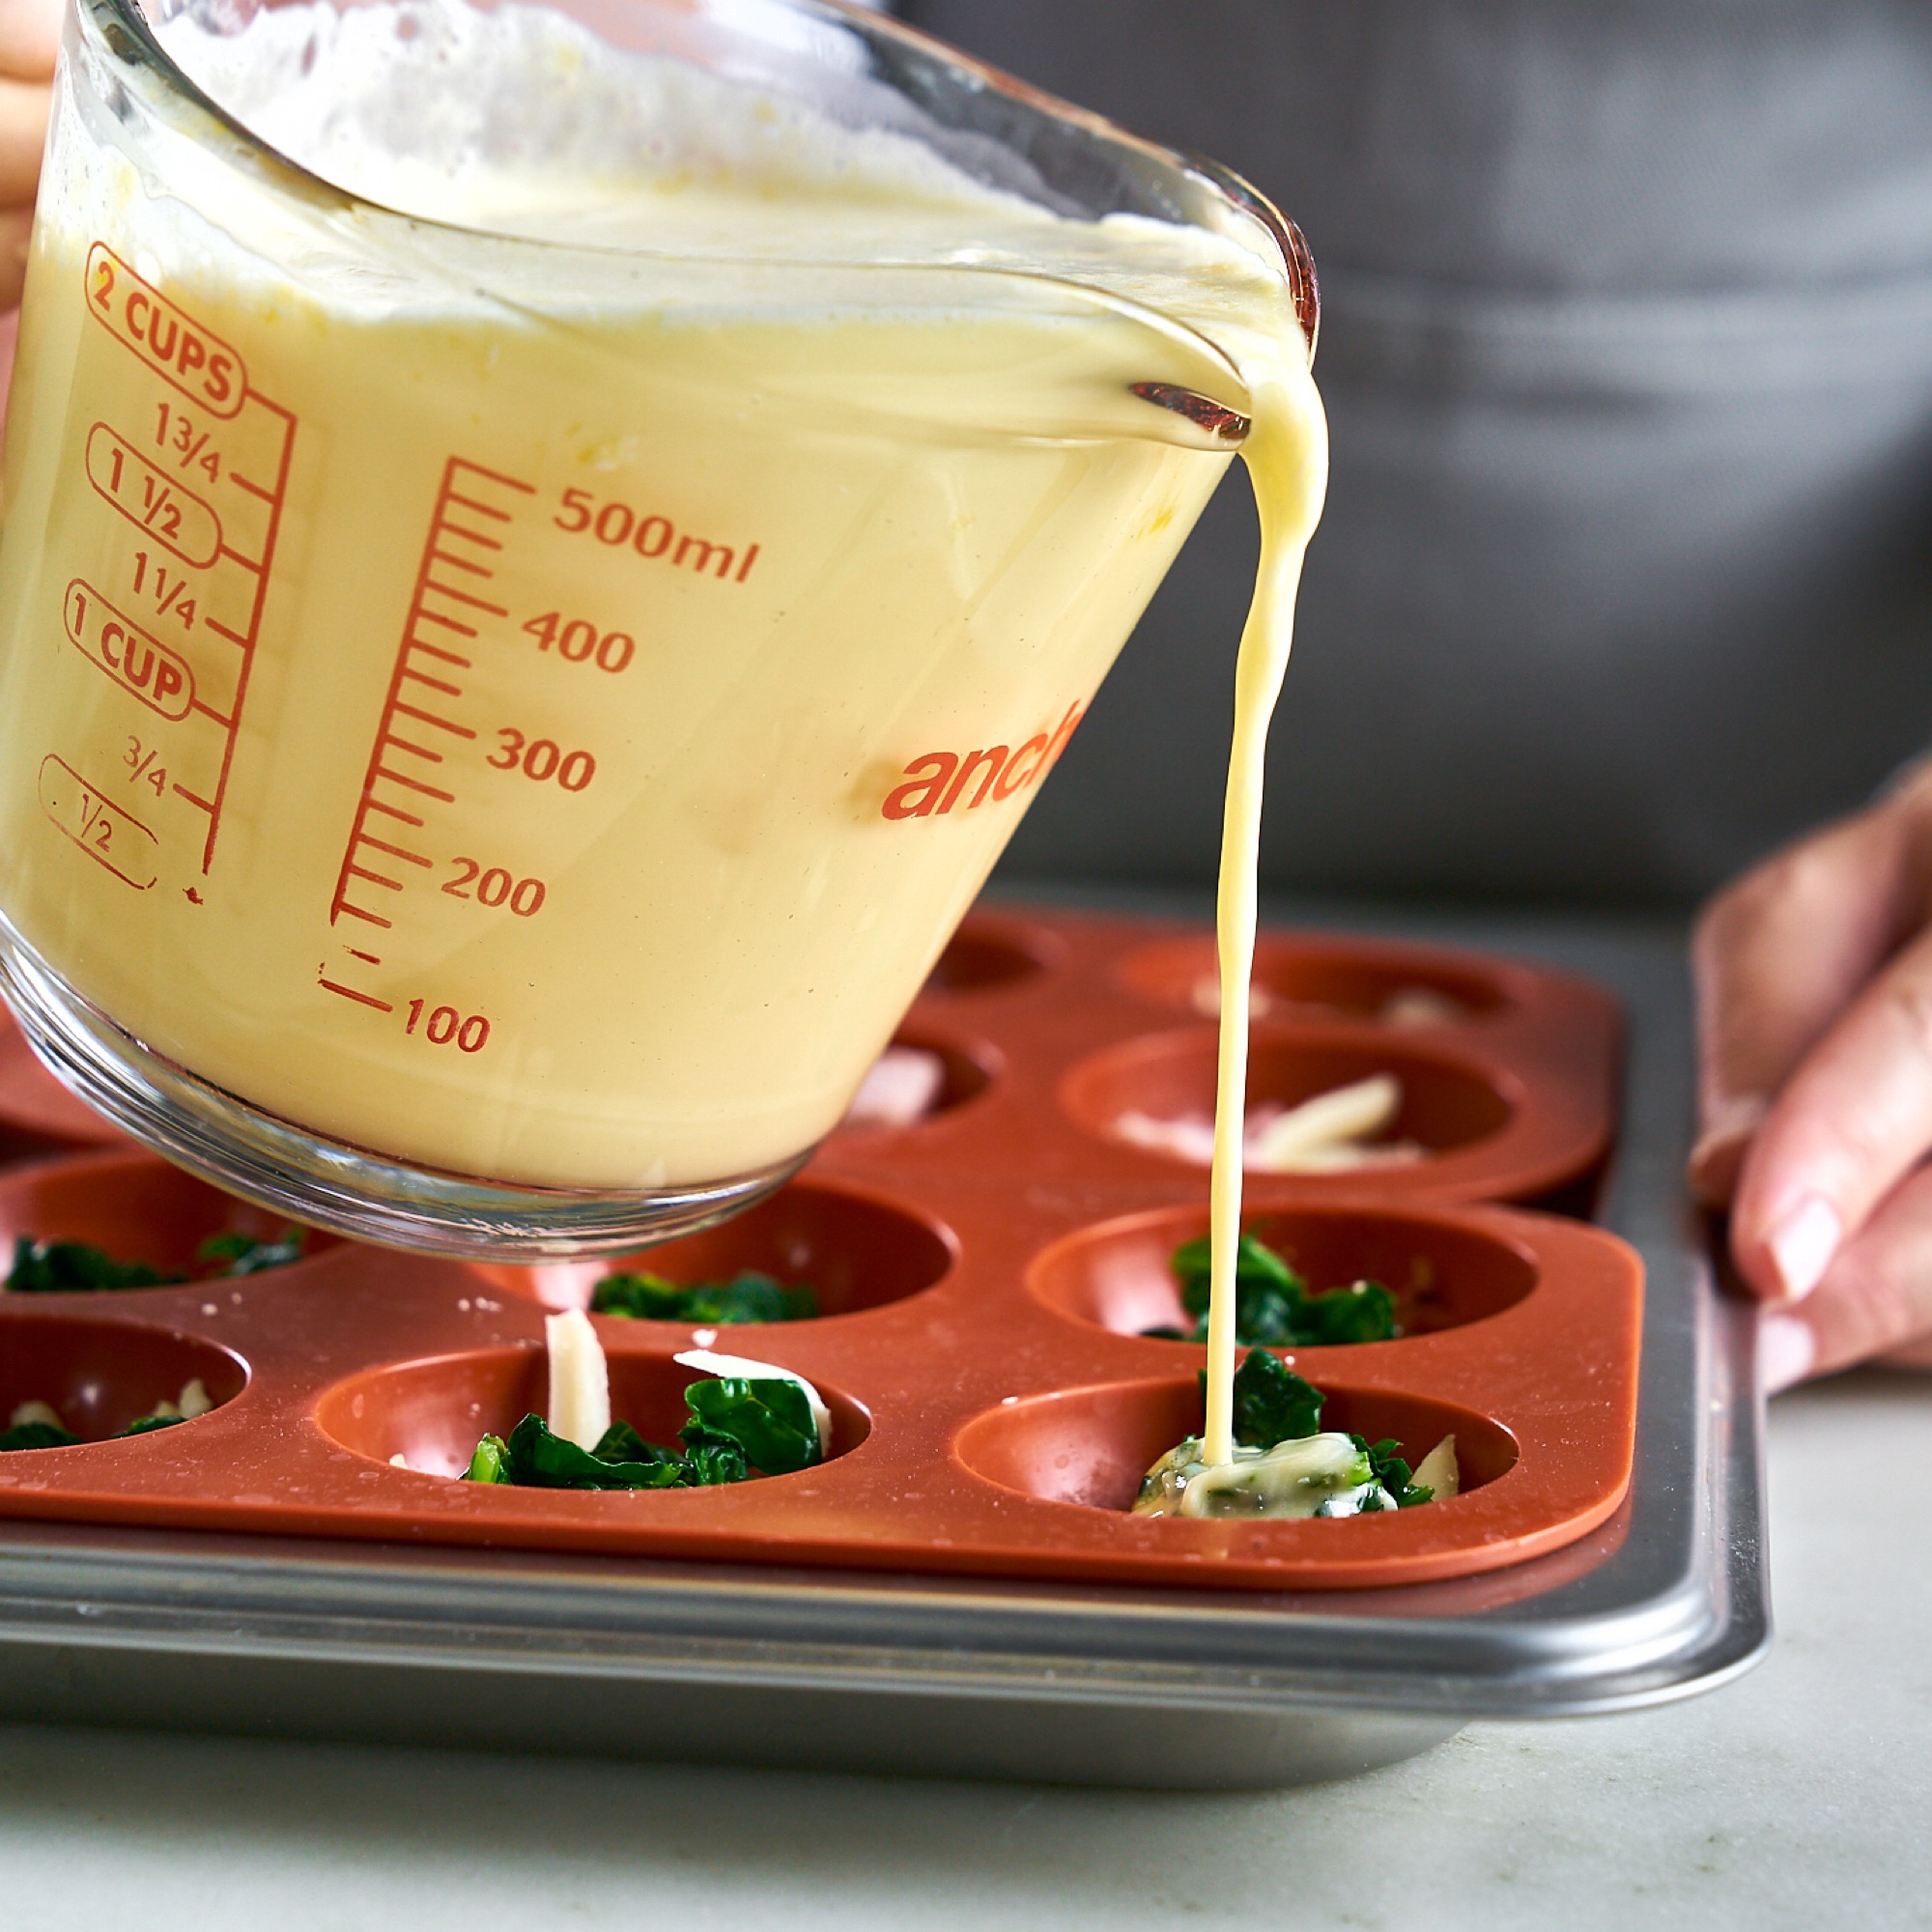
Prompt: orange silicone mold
<box><xmin>0</xmin><ymin>908</ymin><xmax>1640</xmax><ymax>1591</ymax></box>
<box><xmin>0</xmin><ymin>1017</ymin><xmax>128</xmax><ymax>1158</ymax></box>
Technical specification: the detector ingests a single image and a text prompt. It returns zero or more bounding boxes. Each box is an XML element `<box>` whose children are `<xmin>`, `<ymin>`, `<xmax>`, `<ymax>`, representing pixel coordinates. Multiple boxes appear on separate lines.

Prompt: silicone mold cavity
<box><xmin>477</xmin><ymin>1177</ymin><xmax>956</xmax><ymax>1318</ymax></box>
<box><xmin>1060</xmin><ymin>1029</ymin><xmax>1516</xmax><ymax>1167</ymax></box>
<box><xmin>1116</xmin><ymin>933</ymin><xmax>1523</xmax><ymax>1025</ymax></box>
<box><xmin>831</xmin><ymin>1027</ymin><xmax>998</xmax><ymax>1135</ymax></box>
<box><xmin>0</xmin><ymin>1309</ymin><xmax>245</xmax><ymax>1440</ymax></box>
<box><xmin>953</xmin><ymin>1375</ymin><xmax>1516</xmax><ymax>1514</ymax></box>
<box><xmin>1027</xmin><ymin>1201</ymin><xmax>1540</xmax><ymax>1342</ymax></box>
<box><xmin>0</xmin><ymin>1149</ymin><xmax>338</xmax><ymax>1285</ymax></box>
<box><xmin>315</xmin><ymin>1342</ymin><xmax>871</xmax><ymax>1478</ymax></box>
<box><xmin>918</xmin><ymin>913</ymin><xmax>1063</xmax><ymax>995</ymax></box>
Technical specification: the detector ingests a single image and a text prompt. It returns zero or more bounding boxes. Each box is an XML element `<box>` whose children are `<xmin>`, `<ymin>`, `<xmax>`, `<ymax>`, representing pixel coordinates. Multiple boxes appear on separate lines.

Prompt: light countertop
<box><xmin>2</xmin><ymin>1364</ymin><xmax>1924</xmax><ymax>1930</ymax></box>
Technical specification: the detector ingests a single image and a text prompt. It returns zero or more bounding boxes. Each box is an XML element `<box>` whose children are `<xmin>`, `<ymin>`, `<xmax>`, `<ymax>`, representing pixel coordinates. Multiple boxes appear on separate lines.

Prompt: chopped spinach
<box><xmin>6</xmin><ymin>1236</ymin><xmax>180</xmax><ymax>1293</ymax></box>
<box><xmin>1199</xmin><ymin>1346</ymin><xmax>1326</xmax><ymax>1449</ymax></box>
<box><xmin>463</xmin><ymin>1375</ymin><xmax>821</xmax><ymax>1491</ymax></box>
<box><xmin>682</xmin><ymin>1375</ymin><xmax>820</xmax><ymax>1478</ymax></box>
<box><xmin>1352</xmin><ymin>1434</ymin><xmax>1433</xmax><ymax>1509</ymax></box>
<box><xmin>1153</xmin><ymin>1232</ymin><xmax>1400</xmax><ymax>1346</ymax></box>
<box><xmin>121</xmin><ymin>1412</ymin><xmax>187</xmax><ymax>1436</ymax></box>
<box><xmin>465</xmin><ymin>1433</ymin><xmax>512</xmax><ymax>1484</ymax></box>
<box><xmin>590</xmin><ymin>1269</ymin><xmax>817</xmax><ymax>1324</ymax></box>
<box><xmin>0</xmin><ymin>1418</ymin><xmax>79</xmax><ymax>1452</ymax></box>
<box><xmin>475</xmin><ymin>1412</ymin><xmax>694</xmax><ymax>1491</ymax></box>
<box><xmin>0</xmin><ymin>1410</ymin><xmax>192</xmax><ymax>1451</ymax></box>
<box><xmin>5</xmin><ymin>1224</ymin><xmax>306</xmax><ymax>1295</ymax></box>
<box><xmin>1187</xmin><ymin>1353</ymin><xmax>1434</xmax><ymax>1509</ymax></box>
<box><xmin>197</xmin><ymin>1228</ymin><xmax>305</xmax><ymax>1276</ymax></box>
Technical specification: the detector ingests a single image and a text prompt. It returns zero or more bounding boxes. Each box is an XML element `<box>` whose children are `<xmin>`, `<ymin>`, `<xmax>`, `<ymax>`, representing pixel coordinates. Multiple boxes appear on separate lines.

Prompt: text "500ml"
<box><xmin>555</xmin><ymin>489</ymin><xmax>759</xmax><ymax>584</ymax></box>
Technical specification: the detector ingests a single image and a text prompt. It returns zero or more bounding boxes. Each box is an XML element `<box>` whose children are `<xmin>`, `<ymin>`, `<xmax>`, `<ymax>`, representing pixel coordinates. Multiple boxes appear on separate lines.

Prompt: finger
<box><xmin>1876</xmin><ymin>1335</ymin><xmax>1932</xmax><ymax>1371</ymax></box>
<box><xmin>1690</xmin><ymin>801</ymin><xmax>1922</xmax><ymax>1207</ymax></box>
<box><xmin>1730</xmin><ymin>921</ymin><xmax>1932</xmax><ymax>1303</ymax></box>
<box><xmin>0</xmin><ymin>71</ymin><xmax>47</xmax><ymax>208</ymax></box>
<box><xmin>1754</xmin><ymin>1160</ymin><xmax>1932</xmax><ymax>1386</ymax></box>
<box><xmin>0</xmin><ymin>0</ymin><xmax>60</xmax><ymax>81</ymax></box>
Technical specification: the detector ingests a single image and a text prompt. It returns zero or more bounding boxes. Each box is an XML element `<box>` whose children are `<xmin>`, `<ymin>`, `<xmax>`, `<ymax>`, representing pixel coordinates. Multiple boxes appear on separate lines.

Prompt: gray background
<box><xmin>899</xmin><ymin>2</ymin><xmax>1932</xmax><ymax>907</ymax></box>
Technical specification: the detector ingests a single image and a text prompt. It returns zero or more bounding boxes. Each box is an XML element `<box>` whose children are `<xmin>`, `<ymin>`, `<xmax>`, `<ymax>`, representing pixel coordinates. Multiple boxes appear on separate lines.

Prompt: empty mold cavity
<box><xmin>0</xmin><ymin>1151</ymin><xmax>340</xmax><ymax>1286</ymax></box>
<box><xmin>317</xmin><ymin>1345</ymin><xmax>870</xmax><ymax>1479</ymax></box>
<box><xmin>1060</xmin><ymin>1032</ymin><xmax>1515</xmax><ymax>1170</ymax></box>
<box><xmin>1029</xmin><ymin>1203</ymin><xmax>1539</xmax><ymax>1341</ymax></box>
<box><xmin>919</xmin><ymin>915</ymin><xmax>1061</xmax><ymax>996</ymax></box>
<box><xmin>1116</xmin><ymin>936</ymin><xmax>1517</xmax><ymax>1027</ymax></box>
<box><xmin>0</xmin><ymin>1313</ymin><xmax>245</xmax><ymax>1442</ymax></box>
<box><xmin>834</xmin><ymin>1028</ymin><xmax>997</xmax><ymax>1135</ymax></box>
<box><xmin>955</xmin><ymin>1376</ymin><xmax>1515</xmax><ymax>1514</ymax></box>
<box><xmin>481</xmin><ymin>1179</ymin><xmax>956</xmax><ymax>1318</ymax></box>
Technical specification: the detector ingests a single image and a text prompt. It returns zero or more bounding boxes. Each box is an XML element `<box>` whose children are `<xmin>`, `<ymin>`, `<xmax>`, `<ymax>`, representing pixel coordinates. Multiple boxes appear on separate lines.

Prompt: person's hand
<box><xmin>0</xmin><ymin>0</ymin><xmax>56</xmax><ymax>312</ymax></box>
<box><xmin>1692</xmin><ymin>761</ymin><xmax>1932</xmax><ymax>1391</ymax></box>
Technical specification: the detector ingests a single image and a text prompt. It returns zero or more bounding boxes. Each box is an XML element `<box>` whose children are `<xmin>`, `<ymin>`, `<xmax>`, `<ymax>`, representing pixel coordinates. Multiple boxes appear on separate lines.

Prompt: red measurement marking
<box><xmin>327</xmin><ymin>457</ymin><xmax>535</xmax><ymax>956</ymax></box>
<box><xmin>360</xmin><ymin>836</ymin><xmax>431</xmax><ymax>867</ymax></box>
<box><xmin>62</xmin><ymin>579</ymin><xmax>194</xmax><ymax>721</ymax></box>
<box><xmin>78</xmin><ymin>243</ymin><xmax>297</xmax><ymax>875</ymax></box>
<box><xmin>382</xmin><ymin>735</ymin><xmax>444</xmax><ymax>764</ymax></box>
<box><xmin>422</xmin><ymin>582</ymin><xmax>509</xmax><ymax>617</ymax></box>
<box><xmin>39</xmin><ymin>754</ymin><xmax>159</xmax><ymax>890</ymax></box>
<box><xmin>194</xmin><ymin>390</ymin><xmax>295</xmax><ymax>874</ymax></box>
<box><xmin>447</xmin><ymin>490</ymin><xmax>514</xmax><ymax>523</ymax></box>
<box><xmin>365</xmin><ymin>799</ymin><xmax>425</xmax><ymax>828</ymax></box>
<box><xmin>373</xmin><ymin>767</ymin><xmax>456</xmax><ymax>801</ymax></box>
<box><xmin>319</xmin><ymin>977</ymin><xmax>394</xmax><ymax>1013</ymax></box>
<box><xmin>86</xmin><ymin>243</ymin><xmax>246</xmax><ymax>418</ymax></box>
<box><xmin>85</xmin><ymin>423</ymin><xmax>222</xmax><ymax>568</ymax></box>
<box><xmin>393</xmin><ymin>701</ymin><xmax>476</xmax><ymax>738</ymax></box>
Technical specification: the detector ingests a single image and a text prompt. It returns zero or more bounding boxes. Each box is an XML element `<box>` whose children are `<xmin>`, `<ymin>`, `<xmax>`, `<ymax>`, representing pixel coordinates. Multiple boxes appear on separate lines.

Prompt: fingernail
<box><xmin>1765</xmin><ymin>1196</ymin><xmax>1841</xmax><ymax>1304</ymax></box>
<box><xmin>1759</xmin><ymin>1314</ymin><xmax>1816</xmax><ymax>1394</ymax></box>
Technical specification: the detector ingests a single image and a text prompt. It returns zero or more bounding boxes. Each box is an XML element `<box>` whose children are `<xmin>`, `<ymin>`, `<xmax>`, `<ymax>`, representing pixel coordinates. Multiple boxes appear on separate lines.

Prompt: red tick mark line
<box><xmin>393</xmin><ymin>701</ymin><xmax>475</xmax><ymax>739</ymax></box>
<box><xmin>199</xmin><ymin>388</ymin><xmax>298</xmax><ymax>873</ymax></box>
<box><xmin>440</xmin><ymin>523</ymin><xmax>504</xmax><ymax>552</ymax></box>
<box><xmin>329</xmin><ymin>453</ymin><xmax>535</xmax><ymax>936</ymax></box>
<box><xmin>320</xmin><ymin>977</ymin><xmax>394</xmax><ymax>1012</ymax></box>
<box><xmin>423</xmin><ymin>582</ymin><xmax>509</xmax><ymax>617</ymax></box>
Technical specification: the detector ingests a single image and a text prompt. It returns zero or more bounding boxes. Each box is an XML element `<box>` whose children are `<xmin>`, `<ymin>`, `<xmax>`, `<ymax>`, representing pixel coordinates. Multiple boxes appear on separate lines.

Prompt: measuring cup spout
<box><xmin>1129</xmin><ymin>383</ymin><xmax>1250</xmax><ymax>446</ymax></box>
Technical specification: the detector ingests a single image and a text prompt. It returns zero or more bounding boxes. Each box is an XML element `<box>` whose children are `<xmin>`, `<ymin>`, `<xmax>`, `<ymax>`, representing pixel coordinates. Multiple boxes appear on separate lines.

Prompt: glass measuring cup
<box><xmin>0</xmin><ymin>0</ymin><xmax>1316</xmax><ymax>1257</ymax></box>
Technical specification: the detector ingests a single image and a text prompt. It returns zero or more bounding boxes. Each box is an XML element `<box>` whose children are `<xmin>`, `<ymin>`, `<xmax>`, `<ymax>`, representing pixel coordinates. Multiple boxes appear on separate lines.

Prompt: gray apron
<box><xmin>900</xmin><ymin>0</ymin><xmax>1932</xmax><ymax>906</ymax></box>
